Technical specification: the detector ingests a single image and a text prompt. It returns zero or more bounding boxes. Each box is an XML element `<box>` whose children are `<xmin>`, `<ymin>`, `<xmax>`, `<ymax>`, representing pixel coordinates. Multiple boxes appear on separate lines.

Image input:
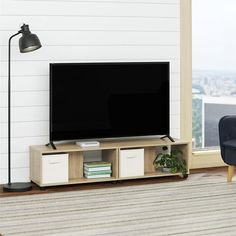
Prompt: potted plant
<box><xmin>153</xmin><ymin>150</ymin><xmax>187</xmax><ymax>176</ymax></box>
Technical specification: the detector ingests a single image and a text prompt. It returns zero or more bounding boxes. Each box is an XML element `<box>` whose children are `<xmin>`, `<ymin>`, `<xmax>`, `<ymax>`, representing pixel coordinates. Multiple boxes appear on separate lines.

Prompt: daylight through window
<box><xmin>192</xmin><ymin>0</ymin><xmax>236</xmax><ymax>150</ymax></box>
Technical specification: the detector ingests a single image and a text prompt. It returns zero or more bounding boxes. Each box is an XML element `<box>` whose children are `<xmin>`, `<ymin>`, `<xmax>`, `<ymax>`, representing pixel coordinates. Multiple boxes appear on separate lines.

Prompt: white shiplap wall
<box><xmin>0</xmin><ymin>0</ymin><xmax>180</xmax><ymax>184</ymax></box>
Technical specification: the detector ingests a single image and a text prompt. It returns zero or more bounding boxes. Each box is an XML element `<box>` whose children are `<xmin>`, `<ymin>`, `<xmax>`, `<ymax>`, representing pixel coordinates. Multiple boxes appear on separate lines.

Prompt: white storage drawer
<box><xmin>42</xmin><ymin>154</ymin><xmax>69</xmax><ymax>184</ymax></box>
<box><xmin>119</xmin><ymin>148</ymin><xmax>144</xmax><ymax>178</ymax></box>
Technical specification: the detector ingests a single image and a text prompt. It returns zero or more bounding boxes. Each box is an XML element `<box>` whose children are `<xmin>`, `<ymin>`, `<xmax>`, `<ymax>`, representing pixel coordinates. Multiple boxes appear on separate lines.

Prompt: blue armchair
<box><xmin>219</xmin><ymin>115</ymin><xmax>236</xmax><ymax>182</ymax></box>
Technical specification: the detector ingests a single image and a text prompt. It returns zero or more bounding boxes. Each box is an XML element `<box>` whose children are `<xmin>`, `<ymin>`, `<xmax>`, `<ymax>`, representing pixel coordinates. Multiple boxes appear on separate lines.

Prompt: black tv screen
<box><xmin>50</xmin><ymin>62</ymin><xmax>170</xmax><ymax>141</ymax></box>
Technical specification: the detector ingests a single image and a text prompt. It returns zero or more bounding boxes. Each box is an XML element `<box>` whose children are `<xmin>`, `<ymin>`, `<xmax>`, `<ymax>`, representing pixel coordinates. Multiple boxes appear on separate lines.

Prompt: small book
<box><xmin>84</xmin><ymin>174</ymin><xmax>111</xmax><ymax>179</ymax></box>
<box><xmin>84</xmin><ymin>170</ymin><xmax>112</xmax><ymax>176</ymax></box>
<box><xmin>84</xmin><ymin>166</ymin><xmax>111</xmax><ymax>172</ymax></box>
<box><xmin>84</xmin><ymin>161</ymin><xmax>111</xmax><ymax>168</ymax></box>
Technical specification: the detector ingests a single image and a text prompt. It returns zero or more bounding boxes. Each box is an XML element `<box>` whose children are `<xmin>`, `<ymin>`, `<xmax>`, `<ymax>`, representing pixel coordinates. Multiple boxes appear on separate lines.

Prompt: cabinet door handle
<box><xmin>49</xmin><ymin>162</ymin><xmax>61</xmax><ymax>164</ymax></box>
<box><xmin>126</xmin><ymin>156</ymin><xmax>137</xmax><ymax>159</ymax></box>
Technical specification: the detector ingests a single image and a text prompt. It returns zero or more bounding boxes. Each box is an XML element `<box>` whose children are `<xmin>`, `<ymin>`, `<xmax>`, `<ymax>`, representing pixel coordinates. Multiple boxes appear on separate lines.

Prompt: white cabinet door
<box><xmin>42</xmin><ymin>154</ymin><xmax>69</xmax><ymax>184</ymax></box>
<box><xmin>119</xmin><ymin>149</ymin><xmax>144</xmax><ymax>178</ymax></box>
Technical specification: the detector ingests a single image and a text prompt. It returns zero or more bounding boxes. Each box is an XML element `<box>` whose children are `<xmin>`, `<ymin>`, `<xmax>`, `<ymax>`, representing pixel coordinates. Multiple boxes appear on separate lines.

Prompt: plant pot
<box><xmin>161</xmin><ymin>167</ymin><xmax>171</xmax><ymax>173</ymax></box>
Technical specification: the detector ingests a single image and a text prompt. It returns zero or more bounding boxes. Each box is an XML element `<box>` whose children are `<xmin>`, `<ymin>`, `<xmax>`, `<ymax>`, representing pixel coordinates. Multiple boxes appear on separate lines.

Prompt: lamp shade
<box><xmin>19</xmin><ymin>24</ymin><xmax>42</xmax><ymax>53</ymax></box>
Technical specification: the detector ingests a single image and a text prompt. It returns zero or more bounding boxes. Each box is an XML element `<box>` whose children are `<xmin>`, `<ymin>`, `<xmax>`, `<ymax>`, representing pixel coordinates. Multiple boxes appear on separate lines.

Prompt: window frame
<box><xmin>180</xmin><ymin>0</ymin><xmax>225</xmax><ymax>168</ymax></box>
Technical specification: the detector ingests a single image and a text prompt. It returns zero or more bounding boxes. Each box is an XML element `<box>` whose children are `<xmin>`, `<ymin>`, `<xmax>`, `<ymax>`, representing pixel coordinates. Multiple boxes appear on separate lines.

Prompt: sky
<box><xmin>192</xmin><ymin>0</ymin><xmax>236</xmax><ymax>71</ymax></box>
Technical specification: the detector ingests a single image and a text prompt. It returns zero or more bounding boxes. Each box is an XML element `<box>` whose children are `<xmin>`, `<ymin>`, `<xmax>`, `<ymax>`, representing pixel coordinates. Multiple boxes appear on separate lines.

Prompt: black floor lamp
<box><xmin>3</xmin><ymin>24</ymin><xmax>42</xmax><ymax>192</ymax></box>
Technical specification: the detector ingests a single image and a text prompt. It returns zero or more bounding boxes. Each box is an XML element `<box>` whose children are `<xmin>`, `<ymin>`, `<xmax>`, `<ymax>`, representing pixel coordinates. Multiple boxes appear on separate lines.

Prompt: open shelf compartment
<box><xmin>68</xmin><ymin>148</ymin><xmax>118</xmax><ymax>183</ymax></box>
<box><xmin>143</xmin><ymin>144</ymin><xmax>188</xmax><ymax>178</ymax></box>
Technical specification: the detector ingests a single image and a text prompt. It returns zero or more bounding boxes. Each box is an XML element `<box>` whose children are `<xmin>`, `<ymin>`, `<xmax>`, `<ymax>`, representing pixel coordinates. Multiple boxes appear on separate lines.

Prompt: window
<box><xmin>192</xmin><ymin>0</ymin><xmax>236</xmax><ymax>150</ymax></box>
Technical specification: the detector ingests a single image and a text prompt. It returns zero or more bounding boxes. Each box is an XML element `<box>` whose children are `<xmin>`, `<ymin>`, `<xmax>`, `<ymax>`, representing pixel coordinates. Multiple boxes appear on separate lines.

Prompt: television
<box><xmin>49</xmin><ymin>62</ymin><xmax>170</xmax><ymax>142</ymax></box>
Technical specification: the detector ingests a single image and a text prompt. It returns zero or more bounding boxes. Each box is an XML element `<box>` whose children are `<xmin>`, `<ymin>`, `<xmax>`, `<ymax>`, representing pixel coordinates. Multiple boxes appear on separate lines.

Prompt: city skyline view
<box><xmin>192</xmin><ymin>70</ymin><xmax>236</xmax><ymax>149</ymax></box>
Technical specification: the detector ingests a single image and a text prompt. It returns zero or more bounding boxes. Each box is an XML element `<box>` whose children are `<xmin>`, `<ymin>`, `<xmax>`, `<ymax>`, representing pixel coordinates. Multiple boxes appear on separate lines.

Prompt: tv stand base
<box><xmin>45</xmin><ymin>141</ymin><xmax>57</xmax><ymax>150</ymax></box>
<box><xmin>161</xmin><ymin>135</ymin><xmax>175</xmax><ymax>142</ymax></box>
<box><xmin>30</xmin><ymin>138</ymin><xmax>190</xmax><ymax>187</ymax></box>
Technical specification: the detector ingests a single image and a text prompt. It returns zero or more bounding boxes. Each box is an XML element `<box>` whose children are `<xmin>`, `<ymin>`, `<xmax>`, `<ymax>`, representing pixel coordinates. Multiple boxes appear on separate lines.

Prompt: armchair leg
<box><xmin>227</xmin><ymin>165</ymin><xmax>235</xmax><ymax>182</ymax></box>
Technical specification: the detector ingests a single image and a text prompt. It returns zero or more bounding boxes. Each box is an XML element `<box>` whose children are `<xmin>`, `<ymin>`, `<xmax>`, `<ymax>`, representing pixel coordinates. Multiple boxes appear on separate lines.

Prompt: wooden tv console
<box><xmin>30</xmin><ymin>138</ymin><xmax>190</xmax><ymax>187</ymax></box>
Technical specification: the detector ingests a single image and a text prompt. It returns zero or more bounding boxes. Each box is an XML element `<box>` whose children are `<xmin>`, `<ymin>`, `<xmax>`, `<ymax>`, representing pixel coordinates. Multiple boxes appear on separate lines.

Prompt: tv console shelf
<box><xmin>30</xmin><ymin>138</ymin><xmax>190</xmax><ymax>187</ymax></box>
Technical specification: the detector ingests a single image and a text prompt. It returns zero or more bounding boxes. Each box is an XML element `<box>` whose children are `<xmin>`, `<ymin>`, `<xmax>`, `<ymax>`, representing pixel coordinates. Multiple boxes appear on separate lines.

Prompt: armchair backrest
<box><xmin>219</xmin><ymin>115</ymin><xmax>236</xmax><ymax>161</ymax></box>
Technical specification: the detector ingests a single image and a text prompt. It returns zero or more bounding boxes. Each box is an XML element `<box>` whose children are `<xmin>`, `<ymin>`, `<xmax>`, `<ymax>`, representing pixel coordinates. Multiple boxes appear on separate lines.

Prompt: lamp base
<box><xmin>3</xmin><ymin>182</ymin><xmax>32</xmax><ymax>192</ymax></box>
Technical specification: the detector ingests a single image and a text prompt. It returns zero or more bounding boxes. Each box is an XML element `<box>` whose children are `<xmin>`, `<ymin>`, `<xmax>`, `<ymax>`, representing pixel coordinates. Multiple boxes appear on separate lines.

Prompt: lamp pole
<box><xmin>8</xmin><ymin>32</ymin><xmax>21</xmax><ymax>186</ymax></box>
